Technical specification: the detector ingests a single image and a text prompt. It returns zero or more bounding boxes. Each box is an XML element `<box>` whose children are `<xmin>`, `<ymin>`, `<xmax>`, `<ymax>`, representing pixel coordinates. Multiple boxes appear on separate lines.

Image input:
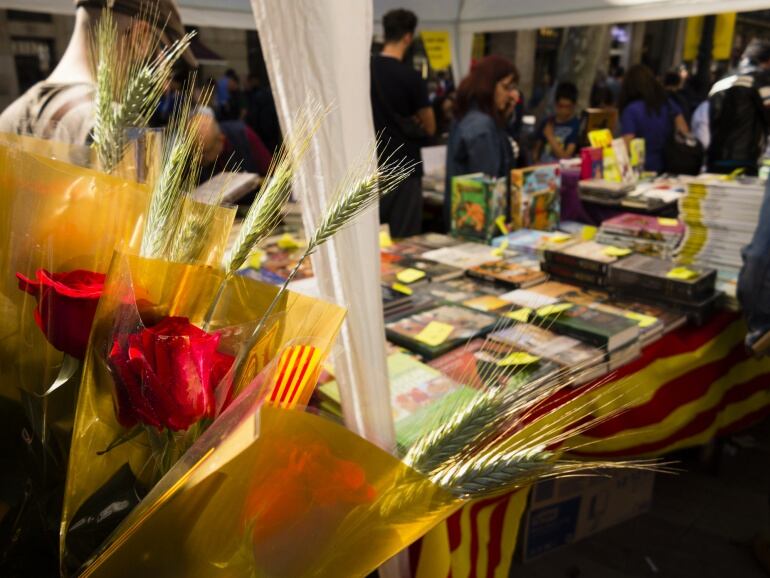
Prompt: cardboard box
<box><xmin>520</xmin><ymin>470</ymin><xmax>654</xmax><ymax>562</ymax></box>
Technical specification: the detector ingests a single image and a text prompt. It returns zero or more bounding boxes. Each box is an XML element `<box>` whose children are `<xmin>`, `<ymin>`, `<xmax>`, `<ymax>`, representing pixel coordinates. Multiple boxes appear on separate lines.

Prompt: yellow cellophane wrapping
<box><xmin>0</xmin><ymin>142</ymin><xmax>148</xmax><ymax>409</ymax></box>
<box><xmin>81</xmin><ymin>404</ymin><xmax>463</xmax><ymax>578</ymax></box>
<box><xmin>62</xmin><ymin>252</ymin><xmax>347</xmax><ymax>568</ymax></box>
<box><xmin>0</xmin><ymin>139</ymin><xmax>235</xmax><ymax>404</ymax></box>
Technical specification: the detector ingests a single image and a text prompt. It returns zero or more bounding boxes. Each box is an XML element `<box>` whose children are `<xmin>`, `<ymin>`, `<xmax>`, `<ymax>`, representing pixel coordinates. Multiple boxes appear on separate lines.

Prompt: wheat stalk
<box><xmin>224</xmin><ymin>99</ymin><xmax>328</xmax><ymax>275</ymax></box>
<box><xmin>140</xmin><ymin>79</ymin><xmax>210</xmax><ymax>260</ymax></box>
<box><xmin>91</xmin><ymin>5</ymin><xmax>194</xmax><ymax>174</ymax></box>
<box><xmin>225</xmin><ymin>145</ymin><xmax>416</xmax><ymax>395</ymax></box>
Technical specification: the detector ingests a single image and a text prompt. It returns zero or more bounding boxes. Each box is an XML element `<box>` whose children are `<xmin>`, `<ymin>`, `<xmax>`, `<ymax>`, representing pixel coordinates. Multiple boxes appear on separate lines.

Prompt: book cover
<box><xmin>430</xmin><ymin>338</ymin><xmax>561</xmax><ymax>391</ymax></box>
<box><xmin>385</xmin><ymin>304</ymin><xmax>500</xmax><ymax>359</ymax></box>
<box><xmin>387</xmin><ymin>352</ymin><xmax>462</xmax><ymax>423</ymax></box>
<box><xmin>608</xmin><ymin>254</ymin><xmax>716</xmax><ymax>301</ymax></box>
<box><xmin>492</xmin><ymin>229</ymin><xmax>577</xmax><ymax>257</ymax></box>
<box><xmin>451</xmin><ymin>174</ymin><xmax>508</xmax><ymax>242</ymax></box>
<box><xmin>418</xmin><ymin>278</ymin><xmax>501</xmax><ymax>304</ymax></box>
<box><xmin>600</xmin><ymin>213</ymin><xmax>684</xmax><ymax>241</ymax></box>
<box><xmin>467</xmin><ymin>259</ymin><xmax>547</xmax><ymax>288</ymax></box>
<box><xmin>402</xmin><ymin>257</ymin><xmax>465</xmax><ymax>282</ymax></box>
<box><xmin>544</xmin><ymin>240</ymin><xmax>628</xmax><ymax>275</ymax></box>
<box><xmin>422</xmin><ymin>241</ymin><xmax>507</xmax><ymax>270</ymax></box>
<box><xmin>510</xmin><ymin>165</ymin><xmax>561</xmax><ymax>231</ymax></box>
<box><xmin>612</xmin><ymin>137</ymin><xmax>636</xmax><ymax>185</ymax></box>
<box><xmin>533</xmin><ymin>303</ymin><xmax>640</xmax><ymax>351</ymax></box>
<box><xmin>580</xmin><ymin>147</ymin><xmax>603</xmax><ymax>180</ymax></box>
<box><xmin>488</xmin><ymin>324</ymin><xmax>605</xmax><ymax>372</ymax></box>
<box><xmin>541</xmin><ymin>261</ymin><xmax>608</xmax><ymax>287</ymax></box>
<box><xmin>462</xmin><ymin>294</ymin><xmax>513</xmax><ymax>313</ymax></box>
<box><xmin>501</xmin><ymin>281</ymin><xmax>606</xmax><ymax>309</ymax></box>
<box><xmin>407</xmin><ymin>233</ymin><xmax>462</xmax><ymax>250</ymax></box>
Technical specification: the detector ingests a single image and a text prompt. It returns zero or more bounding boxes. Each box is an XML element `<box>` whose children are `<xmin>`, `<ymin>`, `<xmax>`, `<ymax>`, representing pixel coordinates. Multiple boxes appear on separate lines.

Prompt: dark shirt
<box><xmin>620</xmin><ymin>99</ymin><xmax>681</xmax><ymax>173</ymax></box>
<box><xmin>444</xmin><ymin>108</ymin><xmax>513</xmax><ymax>227</ymax></box>
<box><xmin>708</xmin><ymin>64</ymin><xmax>770</xmax><ymax>174</ymax></box>
<box><xmin>535</xmin><ymin>115</ymin><xmax>580</xmax><ymax>163</ymax></box>
<box><xmin>370</xmin><ymin>54</ymin><xmax>430</xmax><ymax>176</ymax></box>
<box><xmin>214</xmin><ymin>120</ymin><xmax>272</xmax><ymax>176</ymax></box>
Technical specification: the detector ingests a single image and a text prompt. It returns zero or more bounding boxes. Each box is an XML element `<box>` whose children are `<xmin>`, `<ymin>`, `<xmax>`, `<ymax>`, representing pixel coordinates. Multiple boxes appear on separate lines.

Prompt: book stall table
<box><xmin>409</xmin><ymin>310</ymin><xmax>770</xmax><ymax>577</ymax></box>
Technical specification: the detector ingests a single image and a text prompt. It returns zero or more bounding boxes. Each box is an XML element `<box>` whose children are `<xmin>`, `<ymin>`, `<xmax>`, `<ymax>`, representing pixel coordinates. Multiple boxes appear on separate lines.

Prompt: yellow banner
<box><xmin>684</xmin><ymin>14</ymin><xmax>737</xmax><ymax>61</ymax></box>
<box><xmin>421</xmin><ymin>30</ymin><xmax>452</xmax><ymax>71</ymax></box>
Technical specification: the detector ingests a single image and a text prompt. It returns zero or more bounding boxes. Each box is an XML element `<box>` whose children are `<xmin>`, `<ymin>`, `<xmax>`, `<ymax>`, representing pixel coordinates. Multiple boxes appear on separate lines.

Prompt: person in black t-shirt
<box><xmin>371</xmin><ymin>8</ymin><xmax>435</xmax><ymax>237</ymax></box>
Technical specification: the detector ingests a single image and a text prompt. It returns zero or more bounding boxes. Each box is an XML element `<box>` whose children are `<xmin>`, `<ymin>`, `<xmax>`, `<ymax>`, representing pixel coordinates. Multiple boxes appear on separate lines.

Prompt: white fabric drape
<box><xmin>249</xmin><ymin>0</ymin><xmax>395</xmax><ymax>451</ymax></box>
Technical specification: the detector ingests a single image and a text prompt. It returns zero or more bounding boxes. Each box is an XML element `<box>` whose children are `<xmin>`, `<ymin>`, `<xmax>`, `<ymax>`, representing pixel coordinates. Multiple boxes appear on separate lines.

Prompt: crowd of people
<box><xmin>370</xmin><ymin>8</ymin><xmax>770</xmax><ymax>239</ymax></box>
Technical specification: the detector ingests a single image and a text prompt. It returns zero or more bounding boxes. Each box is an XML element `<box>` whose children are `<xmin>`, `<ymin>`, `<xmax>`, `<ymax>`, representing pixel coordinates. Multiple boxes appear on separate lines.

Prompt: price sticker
<box><xmin>246</xmin><ymin>249</ymin><xmax>264</xmax><ymax>270</ymax></box>
<box><xmin>495</xmin><ymin>215</ymin><xmax>510</xmax><ymax>235</ymax></box>
<box><xmin>536</xmin><ymin>303</ymin><xmax>573</xmax><ymax>317</ymax></box>
<box><xmin>415</xmin><ymin>321</ymin><xmax>455</xmax><ymax>347</ymax></box>
<box><xmin>497</xmin><ymin>352</ymin><xmax>541</xmax><ymax>367</ymax></box>
<box><xmin>504</xmin><ymin>307</ymin><xmax>532</xmax><ymax>323</ymax></box>
<box><xmin>624</xmin><ymin>311</ymin><xmax>658</xmax><ymax>328</ymax></box>
<box><xmin>391</xmin><ymin>283</ymin><xmax>413</xmax><ymax>295</ymax></box>
<box><xmin>492</xmin><ymin>238</ymin><xmax>510</xmax><ymax>257</ymax></box>
<box><xmin>657</xmin><ymin>217</ymin><xmax>679</xmax><ymax>227</ymax></box>
<box><xmin>550</xmin><ymin>233</ymin><xmax>571</xmax><ymax>243</ymax></box>
<box><xmin>666</xmin><ymin>267</ymin><xmax>698</xmax><ymax>280</ymax></box>
<box><xmin>581</xmin><ymin>226</ymin><xmax>597</xmax><ymax>241</ymax></box>
<box><xmin>277</xmin><ymin>233</ymin><xmax>302</xmax><ymax>250</ymax></box>
<box><xmin>379</xmin><ymin>230</ymin><xmax>394</xmax><ymax>248</ymax></box>
<box><xmin>603</xmin><ymin>245</ymin><xmax>632</xmax><ymax>257</ymax></box>
<box><xmin>396</xmin><ymin>268</ymin><xmax>426</xmax><ymax>284</ymax></box>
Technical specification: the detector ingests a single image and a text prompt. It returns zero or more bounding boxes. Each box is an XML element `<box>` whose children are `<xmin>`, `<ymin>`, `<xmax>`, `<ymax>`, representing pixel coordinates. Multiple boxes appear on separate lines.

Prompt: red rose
<box><xmin>108</xmin><ymin>316</ymin><xmax>234</xmax><ymax>431</ymax></box>
<box><xmin>16</xmin><ymin>269</ymin><xmax>106</xmax><ymax>359</ymax></box>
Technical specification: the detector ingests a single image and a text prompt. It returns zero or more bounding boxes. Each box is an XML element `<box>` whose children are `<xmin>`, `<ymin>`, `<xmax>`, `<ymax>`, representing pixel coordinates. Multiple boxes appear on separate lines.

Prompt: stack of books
<box><xmin>677</xmin><ymin>176</ymin><xmax>765</xmax><ymax>309</ymax></box>
<box><xmin>608</xmin><ymin>254</ymin><xmax>720</xmax><ymax>324</ymax></box>
<box><xmin>596</xmin><ymin>213</ymin><xmax>684</xmax><ymax>259</ymax></box>
<box><xmin>542</xmin><ymin>240</ymin><xmax>633</xmax><ymax>287</ymax></box>
<box><xmin>578</xmin><ymin>179</ymin><xmax>634</xmax><ymax>204</ymax></box>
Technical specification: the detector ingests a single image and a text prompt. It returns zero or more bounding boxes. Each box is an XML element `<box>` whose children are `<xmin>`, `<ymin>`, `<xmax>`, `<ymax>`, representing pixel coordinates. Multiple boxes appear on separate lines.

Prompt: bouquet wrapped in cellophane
<box><xmin>6</xmin><ymin>7</ymin><xmax>667</xmax><ymax>573</ymax></box>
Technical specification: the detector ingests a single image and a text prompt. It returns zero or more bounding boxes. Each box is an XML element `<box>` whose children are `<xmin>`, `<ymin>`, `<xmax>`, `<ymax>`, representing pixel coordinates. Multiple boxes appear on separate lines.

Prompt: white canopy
<box><xmin>4</xmin><ymin>0</ymin><xmax>769</xmax><ymax>76</ymax></box>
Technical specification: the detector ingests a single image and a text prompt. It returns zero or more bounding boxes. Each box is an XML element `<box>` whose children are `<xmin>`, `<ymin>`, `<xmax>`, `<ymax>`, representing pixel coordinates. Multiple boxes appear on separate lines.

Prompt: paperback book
<box><xmin>510</xmin><ymin>164</ymin><xmax>561</xmax><ymax>231</ymax></box>
<box><xmin>385</xmin><ymin>303</ymin><xmax>501</xmax><ymax>359</ymax></box>
<box><xmin>532</xmin><ymin>303</ymin><xmax>640</xmax><ymax>352</ymax></box>
<box><xmin>467</xmin><ymin>259</ymin><xmax>547</xmax><ymax>288</ymax></box>
<box><xmin>608</xmin><ymin>254</ymin><xmax>716</xmax><ymax>301</ymax></box>
<box><xmin>450</xmin><ymin>173</ymin><xmax>508</xmax><ymax>242</ymax></box>
<box><xmin>543</xmin><ymin>240</ymin><xmax>631</xmax><ymax>275</ymax></box>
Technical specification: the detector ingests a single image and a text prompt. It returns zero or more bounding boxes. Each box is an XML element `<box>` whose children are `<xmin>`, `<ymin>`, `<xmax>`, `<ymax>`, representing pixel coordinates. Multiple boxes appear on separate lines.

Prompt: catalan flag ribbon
<box><xmin>267</xmin><ymin>345</ymin><xmax>322</xmax><ymax>410</ymax></box>
<box><xmin>413</xmin><ymin>311</ymin><xmax>770</xmax><ymax>578</ymax></box>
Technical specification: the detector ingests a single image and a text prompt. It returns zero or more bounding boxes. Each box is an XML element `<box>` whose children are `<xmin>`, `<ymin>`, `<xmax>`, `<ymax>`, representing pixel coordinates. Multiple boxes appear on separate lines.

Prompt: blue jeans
<box><xmin>738</xmin><ymin>179</ymin><xmax>770</xmax><ymax>347</ymax></box>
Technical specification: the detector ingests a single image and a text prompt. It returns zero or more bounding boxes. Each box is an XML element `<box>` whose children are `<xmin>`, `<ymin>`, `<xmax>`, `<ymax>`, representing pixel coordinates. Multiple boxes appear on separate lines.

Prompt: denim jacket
<box><xmin>444</xmin><ymin>108</ymin><xmax>513</xmax><ymax>228</ymax></box>
<box><xmin>737</xmin><ymin>178</ymin><xmax>770</xmax><ymax>347</ymax></box>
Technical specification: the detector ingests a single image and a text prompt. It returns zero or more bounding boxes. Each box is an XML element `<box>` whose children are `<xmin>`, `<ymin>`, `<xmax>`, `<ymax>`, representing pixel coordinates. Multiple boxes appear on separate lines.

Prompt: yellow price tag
<box><xmin>603</xmin><ymin>245</ymin><xmax>632</xmax><ymax>257</ymax></box>
<box><xmin>623</xmin><ymin>311</ymin><xmax>658</xmax><ymax>328</ymax></box>
<box><xmin>666</xmin><ymin>267</ymin><xmax>699</xmax><ymax>280</ymax></box>
<box><xmin>536</xmin><ymin>303</ymin><xmax>573</xmax><ymax>317</ymax></box>
<box><xmin>550</xmin><ymin>233</ymin><xmax>571</xmax><ymax>243</ymax></box>
<box><xmin>504</xmin><ymin>307</ymin><xmax>532</xmax><ymax>323</ymax></box>
<box><xmin>492</xmin><ymin>238</ymin><xmax>510</xmax><ymax>257</ymax></box>
<box><xmin>657</xmin><ymin>218</ymin><xmax>679</xmax><ymax>227</ymax></box>
<box><xmin>415</xmin><ymin>321</ymin><xmax>455</xmax><ymax>347</ymax></box>
<box><xmin>379</xmin><ymin>230</ymin><xmax>394</xmax><ymax>248</ymax></box>
<box><xmin>581</xmin><ymin>226</ymin><xmax>597</xmax><ymax>241</ymax></box>
<box><xmin>496</xmin><ymin>352</ymin><xmax>541</xmax><ymax>367</ymax></box>
<box><xmin>396</xmin><ymin>268</ymin><xmax>426</xmax><ymax>284</ymax></box>
<box><xmin>246</xmin><ymin>249</ymin><xmax>264</xmax><ymax>270</ymax></box>
<box><xmin>277</xmin><ymin>233</ymin><xmax>302</xmax><ymax>250</ymax></box>
<box><xmin>391</xmin><ymin>282</ymin><xmax>413</xmax><ymax>295</ymax></box>
<box><xmin>495</xmin><ymin>215</ymin><xmax>509</xmax><ymax>235</ymax></box>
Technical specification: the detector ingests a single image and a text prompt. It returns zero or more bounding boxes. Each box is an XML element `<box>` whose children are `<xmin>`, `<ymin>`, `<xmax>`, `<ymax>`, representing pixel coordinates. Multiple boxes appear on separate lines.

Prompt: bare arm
<box><xmin>415</xmin><ymin>106</ymin><xmax>436</xmax><ymax>137</ymax></box>
<box><xmin>674</xmin><ymin>114</ymin><xmax>689</xmax><ymax>136</ymax></box>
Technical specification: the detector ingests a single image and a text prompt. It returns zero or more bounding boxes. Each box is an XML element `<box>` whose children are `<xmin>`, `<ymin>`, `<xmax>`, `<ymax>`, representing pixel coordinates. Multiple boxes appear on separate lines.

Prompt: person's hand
<box><xmin>543</xmin><ymin>121</ymin><xmax>554</xmax><ymax>141</ymax></box>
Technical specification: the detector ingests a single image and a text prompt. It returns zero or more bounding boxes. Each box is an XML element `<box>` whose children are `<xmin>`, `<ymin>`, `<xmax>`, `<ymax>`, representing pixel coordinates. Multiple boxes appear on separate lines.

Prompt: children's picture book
<box><xmin>510</xmin><ymin>165</ymin><xmax>561</xmax><ymax>231</ymax></box>
<box><xmin>450</xmin><ymin>173</ymin><xmax>508</xmax><ymax>242</ymax></box>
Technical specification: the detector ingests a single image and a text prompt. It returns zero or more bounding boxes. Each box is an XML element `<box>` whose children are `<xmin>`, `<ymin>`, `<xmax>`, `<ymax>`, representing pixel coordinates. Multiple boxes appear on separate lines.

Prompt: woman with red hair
<box><xmin>444</xmin><ymin>55</ymin><xmax>520</xmax><ymax>228</ymax></box>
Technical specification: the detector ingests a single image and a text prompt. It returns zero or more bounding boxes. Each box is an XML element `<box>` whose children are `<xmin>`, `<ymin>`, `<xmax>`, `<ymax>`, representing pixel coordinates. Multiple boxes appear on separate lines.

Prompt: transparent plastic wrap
<box><xmin>78</xmin><ymin>400</ymin><xmax>463</xmax><ymax>578</ymax></box>
<box><xmin>61</xmin><ymin>252</ymin><xmax>346</xmax><ymax>573</ymax></box>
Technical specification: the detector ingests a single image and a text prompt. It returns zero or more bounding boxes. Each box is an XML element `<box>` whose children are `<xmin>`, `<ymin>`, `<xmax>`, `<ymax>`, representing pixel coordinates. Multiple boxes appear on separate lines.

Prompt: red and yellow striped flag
<box><xmin>266</xmin><ymin>345</ymin><xmax>322</xmax><ymax>410</ymax></box>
